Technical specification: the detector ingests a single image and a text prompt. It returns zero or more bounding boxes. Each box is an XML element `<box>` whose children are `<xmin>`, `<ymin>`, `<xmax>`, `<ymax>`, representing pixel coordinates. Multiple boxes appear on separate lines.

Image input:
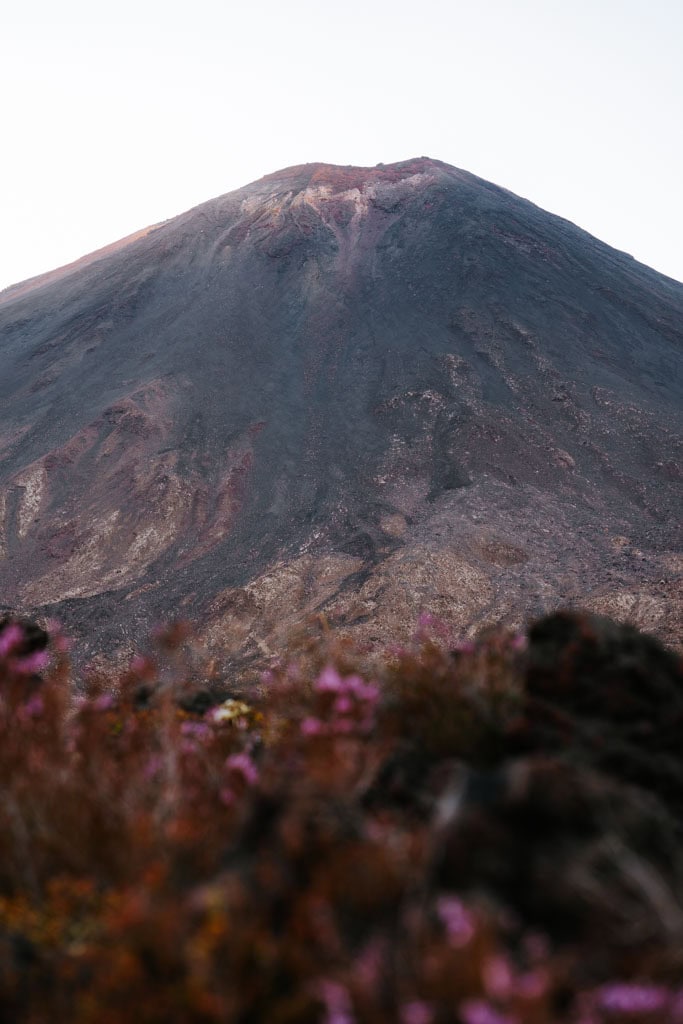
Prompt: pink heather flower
<box><xmin>436</xmin><ymin>895</ymin><xmax>476</xmax><ymax>947</ymax></box>
<box><xmin>597</xmin><ymin>983</ymin><xmax>670</xmax><ymax>1015</ymax></box>
<box><xmin>332</xmin><ymin>717</ymin><xmax>355</xmax><ymax>735</ymax></box>
<box><xmin>130</xmin><ymin>655</ymin><xmax>155</xmax><ymax>677</ymax></box>
<box><xmin>180</xmin><ymin>740</ymin><xmax>199</xmax><ymax>755</ymax></box>
<box><xmin>328</xmin><ymin>1012</ymin><xmax>354</xmax><ymax>1024</ymax></box>
<box><xmin>144</xmin><ymin>755</ymin><xmax>163</xmax><ymax>780</ymax></box>
<box><xmin>483</xmin><ymin>955</ymin><xmax>513</xmax><ymax>999</ymax></box>
<box><xmin>510</xmin><ymin>633</ymin><xmax>527</xmax><ymax>652</ymax></box>
<box><xmin>45</xmin><ymin>619</ymin><xmax>71</xmax><ymax>652</ymax></box>
<box><xmin>0</xmin><ymin>624</ymin><xmax>24</xmax><ymax>657</ymax></box>
<box><xmin>316</xmin><ymin>667</ymin><xmax>379</xmax><ymax>705</ymax></box>
<box><xmin>225</xmin><ymin>752</ymin><xmax>259</xmax><ymax>786</ymax></box>
<box><xmin>459</xmin><ymin>1000</ymin><xmax>515</xmax><ymax>1024</ymax></box>
<box><xmin>316</xmin><ymin>666</ymin><xmax>345</xmax><ymax>693</ymax></box>
<box><xmin>20</xmin><ymin>694</ymin><xmax>45</xmax><ymax>719</ymax></box>
<box><xmin>317</xmin><ymin>980</ymin><xmax>355</xmax><ymax>1024</ymax></box>
<box><xmin>671</xmin><ymin>990</ymin><xmax>683</xmax><ymax>1022</ymax></box>
<box><xmin>401</xmin><ymin>1001</ymin><xmax>433</xmax><ymax>1024</ymax></box>
<box><xmin>334</xmin><ymin>695</ymin><xmax>354</xmax><ymax>714</ymax></box>
<box><xmin>514</xmin><ymin>969</ymin><xmax>549</xmax><ymax>1000</ymax></box>
<box><xmin>344</xmin><ymin>674</ymin><xmax>363</xmax><ymax>693</ymax></box>
<box><xmin>453</xmin><ymin>640</ymin><xmax>476</xmax><ymax>655</ymax></box>
<box><xmin>180</xmin><ymin>721</ymin><xmax>211</xmax><ymax>741</ymax></box>
<box><xmin>301</xmin><ymin>716</ymin><xmax>324</xmax><ymax>736</ymax></box>
<box><xmin>93</xmin><ymin>694</ymin><xmax>115</xmax><ymax>712</ymax></box>
<box><xmin>219</xmin><ymin>787</ymin><xmax>235</xmax><ymax>806</ymax></box>
<box><xmin>53</xmin><ymin>632</ymin><xmax>72</xmax><ymax>652</ymax></box>
<box><xmin>348</xmin><ymin>677</ymin><xmax>380</xmax><ymax>703</ymax></box>
<box><xmin>353</xmin><ymin>936</ymin><xmax>385</xmax><ymax>989</ymax></box>
<box><xmin>12</xmin><ymin>650</ymin><xmax>50</xmax><ymax>675</ymax></box>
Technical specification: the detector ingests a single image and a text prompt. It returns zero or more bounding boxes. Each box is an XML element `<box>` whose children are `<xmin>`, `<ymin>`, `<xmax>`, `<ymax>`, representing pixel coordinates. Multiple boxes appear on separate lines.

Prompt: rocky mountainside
<box><xmin>0</xmin><ymin>158</ymin><xmax>681</xmax><ymax>668</ymax></box>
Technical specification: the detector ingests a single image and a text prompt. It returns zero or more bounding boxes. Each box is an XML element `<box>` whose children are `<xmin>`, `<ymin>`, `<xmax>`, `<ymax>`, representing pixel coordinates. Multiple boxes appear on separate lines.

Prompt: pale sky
<box><xmin>2</xmin><ymin>0</ymin><xmax>682</xmax><ymax>292</ymax></box>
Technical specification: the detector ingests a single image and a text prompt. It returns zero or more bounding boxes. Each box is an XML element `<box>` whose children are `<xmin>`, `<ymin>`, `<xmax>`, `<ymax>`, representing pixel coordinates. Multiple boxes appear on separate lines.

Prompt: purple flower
<box><xmin>144</xmin><ymin>755</ymin><xmax>163</xmax><ymax>780</ymax></box>
<box><xmin>317</xmin><ymin>980</ymin><xmax>355</xmax><ymax>1024</ymax></box>
<box><xmin>46</xmin><ymin>619</ymin><xmax>71</xmax><ymax>652</ymax></box>
<box><xmin>316</xmin><ymin>667</ymin><xmax>379</xmax><ymax>703</ymax></box>
<box><xmin>346</xmin><ymin>675</ymin><xmax>379</xmax><ymax>703</ymax></box>
<box><xmin>316</xmin><ymin>666</ymin><xmax>345</xmax><ymax>693</ymax></box>
<box><xmin>301</xmin><ymin>716</ymin><xmax>324</xmax><ymax>736</ymax></box>
<box><xmin>311</xmin><ymin>668</ymin><xmax>380</xmax><ymax>736</ymax></box>
<box><xmin>436</xmin><ymin>895</ymin><xmax>475</xmax><ymax>947</ymax></box>
<box><xmin>671</xmin><ymin>989</ymin><xmax>683</xmax><ymax>1022</ymax></box>
<box><xmin>514</xmin><ymin>969</ymin><xmax>549</xmax><ymax>999</ymax></box>
<box><xmin>53</xmin><ymin>633</ymin><xmax>72</xmax><ymax>653</ymax></box>
<box><xmin>483</xmin><ymin>955</ymin><xmax>513</xmax><ymax>998</ymax></box>
<box><xmin>597</xmin><ymin>983</ymin><xmax>670</xmax><ymax>1015</ymax></box>
<box><xmin>353</xmin><ymin>936</ymin><xmax>385</xmax><ymax>988</ymax></box>
<box><xmin>180</xmin><ymin>721</ymin><xmax>211</xmax><ymax>741</ymax></box>
<box><xmin>20</xmin><ymin>694</ymin><xmax>45</xmax><ymax>719</ymax></box>
<box><xmin>332</xmin><ymin>717</ymin><xmax>355</xmax><ymax>735</ymax></box>
<box><xmin>225</xmin><ymin>752</ymin><xmax>259</xmax><ymax>785</ymax></box>
<box><xmin>459</xmin><ymin>1000</ymin><xmax>515</xmax><ymax>1024</ymax></box>
<box><xmin>0</xmin><ymin>623</ymin><xmax>24</xmax><ymax>658</ymax></box>
<box><xmin>401</xmin><ymin>1001</ymin><xmax>433</xmax><ymax>1024</ymax></box>
<box><xmin>12</xmin><ymin>650</ymin><xmax>50</xmax><ymax>675</ymax></box>
<box><xmin>93</xmin><ymin>694</ymin><xmax>115</xmax><ymax>712</ymax></box>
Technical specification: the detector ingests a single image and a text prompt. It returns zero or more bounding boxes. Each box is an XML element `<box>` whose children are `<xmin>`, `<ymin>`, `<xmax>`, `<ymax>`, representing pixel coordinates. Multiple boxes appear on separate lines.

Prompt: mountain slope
<box><xmin>0</xmin><ymin>158</ymin><xmax>681</xmax><ymax>664</ymax></box>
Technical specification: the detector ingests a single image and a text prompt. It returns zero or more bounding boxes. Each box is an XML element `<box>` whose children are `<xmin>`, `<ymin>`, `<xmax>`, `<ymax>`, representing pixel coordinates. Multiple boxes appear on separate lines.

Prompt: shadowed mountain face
<box><xmin>1</xmin><ymin>158</ymin><xmax>681</xmax><ymax>665</ymax></box>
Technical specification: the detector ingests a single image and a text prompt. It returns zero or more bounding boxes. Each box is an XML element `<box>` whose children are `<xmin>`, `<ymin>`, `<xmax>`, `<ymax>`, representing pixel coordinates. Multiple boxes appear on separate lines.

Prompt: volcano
<box><xmin>0</xmin><ymin>158</ymin><xmax>681</xmax><ymax>666</ymax></box>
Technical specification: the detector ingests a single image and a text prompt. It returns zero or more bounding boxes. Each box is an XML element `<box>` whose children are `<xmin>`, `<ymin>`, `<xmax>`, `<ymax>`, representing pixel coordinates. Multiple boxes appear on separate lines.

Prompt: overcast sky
<box><xmin>2</xmin><ymin>0</ymin><xmax>682</xmax><ymax>291</ymax></box>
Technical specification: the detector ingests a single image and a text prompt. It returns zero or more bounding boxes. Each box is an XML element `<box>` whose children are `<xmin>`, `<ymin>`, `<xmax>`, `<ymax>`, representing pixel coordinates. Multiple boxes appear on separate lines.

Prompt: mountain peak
<box><xmin>253</xmin><ymin>157</ymin><xmax>456</xmax><ymax>193</ymax></box>
<box><xmin>0</xmin><ymin>159</ymin><xmax>681</xmax><ymax>664</ymax></box>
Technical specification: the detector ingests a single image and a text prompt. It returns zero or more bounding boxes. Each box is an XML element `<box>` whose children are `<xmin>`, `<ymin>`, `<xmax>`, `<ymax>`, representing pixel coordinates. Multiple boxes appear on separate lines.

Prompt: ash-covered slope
<box><xmin>0</xmin><ymin>158</ymin><xmax>681</xmax><ymax>663</ymax></box>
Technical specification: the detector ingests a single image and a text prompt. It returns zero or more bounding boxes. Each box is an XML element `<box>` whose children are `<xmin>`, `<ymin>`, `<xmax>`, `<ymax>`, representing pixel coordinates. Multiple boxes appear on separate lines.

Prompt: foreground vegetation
<box><xmin>0</xmin><ymin>610</ymin><xmax>682</xmax><ymax>1022</ymax></box>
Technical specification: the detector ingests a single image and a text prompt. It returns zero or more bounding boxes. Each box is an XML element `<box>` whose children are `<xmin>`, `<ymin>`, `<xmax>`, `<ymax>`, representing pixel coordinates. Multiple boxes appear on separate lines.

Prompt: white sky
<box><xmin>2</xmin><ymin>0</ymin><xmax>682</xmax><ymax>291</ymax></box>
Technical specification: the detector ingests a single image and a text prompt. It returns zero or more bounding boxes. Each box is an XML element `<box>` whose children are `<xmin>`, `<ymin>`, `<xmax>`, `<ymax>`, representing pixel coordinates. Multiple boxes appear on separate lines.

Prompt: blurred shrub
<box><xmin>0</xmin><ymin>611</ymin><xmax>681</xmax><ymax>1022</ymax></box>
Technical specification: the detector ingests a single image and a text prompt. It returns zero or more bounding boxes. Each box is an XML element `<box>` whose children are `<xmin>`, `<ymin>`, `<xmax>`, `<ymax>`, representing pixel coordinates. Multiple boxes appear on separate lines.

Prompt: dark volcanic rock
<box><xmin>0</xmin><ymin>158</ymin><xmax>681</xmax><ymax>664</ymax></box>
